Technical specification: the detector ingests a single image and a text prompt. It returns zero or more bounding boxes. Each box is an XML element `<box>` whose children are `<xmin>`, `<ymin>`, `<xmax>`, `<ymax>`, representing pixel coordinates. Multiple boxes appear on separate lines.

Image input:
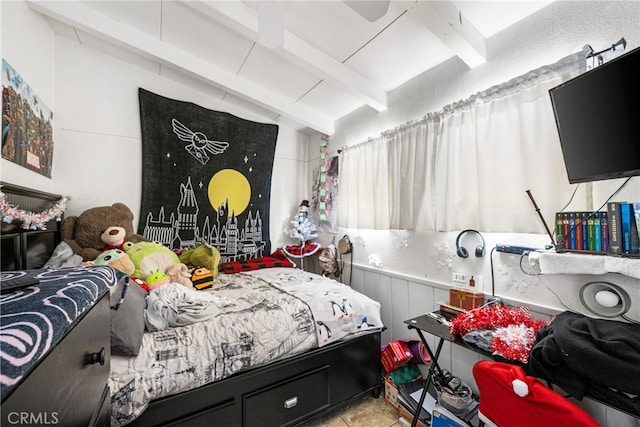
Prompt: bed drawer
<box><xmin>243</xmin><ymin>366</ymin><xmax>330</xmax><ymax>427</ymax></box>
<box><xmin>2</xmin><ymin>293</ymin><xmax>111</xmax><ymax>426</ymax></box>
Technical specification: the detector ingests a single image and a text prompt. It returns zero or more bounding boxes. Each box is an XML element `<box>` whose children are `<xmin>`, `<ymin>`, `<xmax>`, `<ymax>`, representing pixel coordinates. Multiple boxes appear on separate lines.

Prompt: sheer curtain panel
<box><xmin>338</xmin><ymin>51</ymin><xmax>587</xmax><ymax>232</ymax></box>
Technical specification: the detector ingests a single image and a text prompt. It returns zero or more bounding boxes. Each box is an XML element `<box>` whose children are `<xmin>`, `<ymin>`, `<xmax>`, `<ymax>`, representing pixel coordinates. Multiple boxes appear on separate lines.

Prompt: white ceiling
<box><xmin>26</xmin><ymin>0</ymin><xmax>554</xmax><ymax>135</ymax></box>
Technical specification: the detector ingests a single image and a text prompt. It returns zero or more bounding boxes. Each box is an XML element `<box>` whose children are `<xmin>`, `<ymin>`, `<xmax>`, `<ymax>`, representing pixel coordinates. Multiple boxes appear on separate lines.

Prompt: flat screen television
<box><xmin>549</xmin><ymin>46</ymin><xmax>640</xmax><ymax>184</ymax></box>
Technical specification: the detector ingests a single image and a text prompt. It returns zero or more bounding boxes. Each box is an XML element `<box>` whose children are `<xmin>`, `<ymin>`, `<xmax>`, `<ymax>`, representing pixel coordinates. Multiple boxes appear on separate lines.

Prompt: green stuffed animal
<box><xmin>89</xmin><ymin>248</ymin><xmax>135</xmax><ymax>276</ymax></box>
<box><xmin>179</xmin><ymin>241</ymin><xmax>221</xmax><ymax>278</ymax></box>
<box><xmin>123</xmin><ymin>241</ymin><xmax>193</xmax><ymax>288</ymax></box>
<box><xmin>145</xmin><ymin>270</ymin><xmax>171</xmax><ymax>291</ymax></box>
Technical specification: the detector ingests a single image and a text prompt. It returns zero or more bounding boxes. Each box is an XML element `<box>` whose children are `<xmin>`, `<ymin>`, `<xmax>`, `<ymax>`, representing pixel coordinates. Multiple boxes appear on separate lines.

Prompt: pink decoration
<box><xmin>0</xmin><ymin>191</ymin><xmax>69</xmax><ymax>230</ymax></box>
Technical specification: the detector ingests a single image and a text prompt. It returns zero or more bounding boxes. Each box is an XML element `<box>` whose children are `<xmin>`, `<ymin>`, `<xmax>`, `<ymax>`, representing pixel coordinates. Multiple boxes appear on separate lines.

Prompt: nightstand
<box><xmin>2</xmin><ymin>292</ymin><xmax>111</xmax><ymax>426</ymax></box>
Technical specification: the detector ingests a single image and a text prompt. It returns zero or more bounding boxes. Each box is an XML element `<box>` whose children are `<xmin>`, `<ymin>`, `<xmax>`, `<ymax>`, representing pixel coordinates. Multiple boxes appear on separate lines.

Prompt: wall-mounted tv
<box><xmin>549</xmin><ymin>46</ymin><xmax>640</xmax><ymax>184</ymax></box>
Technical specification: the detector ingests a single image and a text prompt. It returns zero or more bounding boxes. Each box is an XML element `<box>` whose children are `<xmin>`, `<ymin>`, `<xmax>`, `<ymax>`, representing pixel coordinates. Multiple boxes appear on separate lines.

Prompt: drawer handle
<box><xmin>89</xmin><ymin>347</ymin><xmax>106</xmax><ymax>366</ymax></box>
<box><xmin>284</xmin><ymin>396</ymin><xmax>298</xmax><ymax>409</ymax></box>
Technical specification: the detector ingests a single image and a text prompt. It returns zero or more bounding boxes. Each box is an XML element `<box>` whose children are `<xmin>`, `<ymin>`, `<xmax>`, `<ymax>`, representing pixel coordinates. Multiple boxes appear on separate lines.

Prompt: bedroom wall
<box><xmin>0</xmin><ymin>1</ymin><xmax>56</xmax><ymax>194</ymax></box>
<box><xmin>0</xmin><ymin>1</ymin><xmax>309</xmax><ymax>250</ymax></box>
<box><xmin>313</xmin><ymin>4</ymin><xmax>640</xmax><ymax>424</ymax></box>
<box><xmin>306</xmin><ymin>0</ymin><xmax>640</xmax><ymax>315</ymax></box>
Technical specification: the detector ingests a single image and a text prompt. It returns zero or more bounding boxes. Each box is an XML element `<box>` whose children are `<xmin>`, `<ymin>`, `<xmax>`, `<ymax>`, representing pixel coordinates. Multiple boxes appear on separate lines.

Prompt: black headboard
<box><xmin>1</xmin><ymin>182</ymin><xmax>63</xmax><ymax>271</ymax></box>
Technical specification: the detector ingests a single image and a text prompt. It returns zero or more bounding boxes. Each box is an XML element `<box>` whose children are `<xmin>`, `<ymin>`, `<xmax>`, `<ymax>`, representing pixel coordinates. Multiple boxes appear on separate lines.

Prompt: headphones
<box><xmin>455</xmin><ymin>229</ymin><xmax>485</xmax><ymax>258</ymax></box>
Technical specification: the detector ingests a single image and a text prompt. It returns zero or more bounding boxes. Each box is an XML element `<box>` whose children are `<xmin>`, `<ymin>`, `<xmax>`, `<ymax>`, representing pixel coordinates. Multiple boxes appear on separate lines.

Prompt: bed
<box><xmin>0</xmin><ymin>183</ymin><xmax>384</xmax><ymax>427</ymax></box>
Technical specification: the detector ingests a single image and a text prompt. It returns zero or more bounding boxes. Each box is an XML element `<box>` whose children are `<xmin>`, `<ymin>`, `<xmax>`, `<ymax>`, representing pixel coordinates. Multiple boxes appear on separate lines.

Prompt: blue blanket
<box><xmin>0</xmin><ymin>266</ymin><xmax>124</xmax><ymax>398</ymax></box>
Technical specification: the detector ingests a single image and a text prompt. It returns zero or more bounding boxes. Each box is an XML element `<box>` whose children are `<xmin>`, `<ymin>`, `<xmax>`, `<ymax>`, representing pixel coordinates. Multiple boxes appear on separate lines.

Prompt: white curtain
<box><xmin>338</xmin><ymin>51</ymin><xmax>587</xmax><ymax>232</ymax></box>
<box><xmin>338</xmin><ymin>138</ymin><xmax>391</xmax><ymax>229</ymax></box>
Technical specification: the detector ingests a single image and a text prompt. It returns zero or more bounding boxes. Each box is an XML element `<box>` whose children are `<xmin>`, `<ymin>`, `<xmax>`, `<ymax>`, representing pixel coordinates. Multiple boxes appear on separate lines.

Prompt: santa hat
<box><xmin>472</xmin><ymin>361</ymin><xmax>600</xmax><ymax>427</ymax></box>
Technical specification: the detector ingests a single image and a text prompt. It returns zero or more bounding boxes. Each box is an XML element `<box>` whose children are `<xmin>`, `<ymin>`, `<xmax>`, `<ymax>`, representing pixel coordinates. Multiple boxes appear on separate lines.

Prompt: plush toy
<box><xmin>61</xmin><ymin>203</ymin><xmax>148</xmax><ymax>262</ymax></box>
<box><xmin>89</xmin><ymin>248</ymin><xmax>135</xmax><ymax>276</ymax></box>
<box><xmin>190</xmin><ymin>267</ymin><xmax>214</xmax><ymax>290</ymax></box>
<box><xmin>123</xmin><ymin>240</ymin><xmax>193</xmax><ymax>288</ymax></box>
<box><xmin>145</xmin><ymin>270</ymin><xmax>171</xmax><ymax>291</ymax></box>
<box><xmin>166</xmin><ymin>263</ymin><xmax>193</xmax><ymax>287</ymax></box>
<box><xmin>179</xmin><ymin>242</ymin><xmax>221</xmax><ymax>277</ymax></box>
<box><xmin>101</xmin><ymin>226</ymin><xmax>127</xmax><ymax>252</ymax></box>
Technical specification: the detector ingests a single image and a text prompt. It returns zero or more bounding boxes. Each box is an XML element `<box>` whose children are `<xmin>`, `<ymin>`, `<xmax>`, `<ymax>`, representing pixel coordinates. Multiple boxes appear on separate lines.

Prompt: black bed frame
<box><xmin>127</xmin><ymin>330</ymin><xmax>383</xmax><ymax>427</ymax></box>
<box><xmin>1</xmin><ymin>183</ymin><xmax>384</xmax><ymax>426</ymax></box>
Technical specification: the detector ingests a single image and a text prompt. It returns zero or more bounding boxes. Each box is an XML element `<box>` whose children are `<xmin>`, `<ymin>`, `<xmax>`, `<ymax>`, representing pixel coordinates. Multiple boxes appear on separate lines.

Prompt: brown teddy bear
<box><xmin>61</xmin><ymin>203</ymin><xmax>148</xmax><ymax>261</ymax></box>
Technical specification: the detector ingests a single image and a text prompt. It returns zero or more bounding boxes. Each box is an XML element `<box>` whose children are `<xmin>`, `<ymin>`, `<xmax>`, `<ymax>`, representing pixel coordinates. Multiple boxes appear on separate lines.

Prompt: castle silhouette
<box><xmin>143</xmin><ymin>177</ymin><xmax>266</xmax><ymax>262</ymax></box>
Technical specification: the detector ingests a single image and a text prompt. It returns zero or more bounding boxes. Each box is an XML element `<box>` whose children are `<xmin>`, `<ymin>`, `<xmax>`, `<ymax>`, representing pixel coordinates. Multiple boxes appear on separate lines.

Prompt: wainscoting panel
<box><xmin>349</xmin><ymin>263</ymin><xmax>639</xmax><ymax>427</ymax></box>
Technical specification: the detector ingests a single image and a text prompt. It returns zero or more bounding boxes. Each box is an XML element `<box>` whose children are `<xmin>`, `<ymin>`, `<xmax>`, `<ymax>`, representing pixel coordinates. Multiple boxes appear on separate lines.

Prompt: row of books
<box><xmin>555</xmin><ymin>202</ymin><xmax>640</xmax><ymax>255</ymax></box>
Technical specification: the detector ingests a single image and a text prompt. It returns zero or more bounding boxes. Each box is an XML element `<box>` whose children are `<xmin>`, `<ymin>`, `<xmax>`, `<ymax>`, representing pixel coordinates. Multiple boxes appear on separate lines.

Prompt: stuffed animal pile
<box><xmin>62</xmin><ymin>202</ymin><xmax>197</xmax><ymax>290</ymax></box>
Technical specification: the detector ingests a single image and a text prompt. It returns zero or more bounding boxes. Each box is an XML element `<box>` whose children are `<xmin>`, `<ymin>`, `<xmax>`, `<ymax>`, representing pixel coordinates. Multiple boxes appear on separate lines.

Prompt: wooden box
<box><xmin>449</xmin><ymin>288</ymin><xmax>485</xmax><ymax>311</ymax></box>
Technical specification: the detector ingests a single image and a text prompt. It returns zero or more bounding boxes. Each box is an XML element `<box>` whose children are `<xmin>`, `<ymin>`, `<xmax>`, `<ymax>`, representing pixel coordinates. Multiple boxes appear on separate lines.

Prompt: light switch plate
<box><xmin>452</xmin><ymin>273</ymin><xmax>483</xmax><ymax>291</ymax></box>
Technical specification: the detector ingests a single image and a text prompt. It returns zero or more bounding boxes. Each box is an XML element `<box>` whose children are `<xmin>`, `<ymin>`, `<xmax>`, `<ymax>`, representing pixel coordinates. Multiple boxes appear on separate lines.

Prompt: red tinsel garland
<box><xmin>448</xmin><ymin>304</ymin><xmax>547</xmax><ymax>336</ymax></box>
<box><xmin>491</xmin><ymin>324</ymin><xmax>538</xmax><ymax>363</ymax></box>
<box><xmin>448</xmin><ymin>304</ymin><xmax>548</xmax><ymax>363</ymax></box>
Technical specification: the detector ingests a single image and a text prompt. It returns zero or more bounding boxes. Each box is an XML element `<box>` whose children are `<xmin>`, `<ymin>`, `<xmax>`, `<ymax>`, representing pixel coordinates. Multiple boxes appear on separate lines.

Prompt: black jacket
<box><xmin>526</xmin><ymin>311</ymin><xmax>640</xmax><ymax>415</ymax></box>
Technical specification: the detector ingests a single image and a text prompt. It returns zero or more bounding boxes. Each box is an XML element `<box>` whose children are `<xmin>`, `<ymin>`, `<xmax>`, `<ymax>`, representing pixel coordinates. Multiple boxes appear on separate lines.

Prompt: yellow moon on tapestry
<box><xmin>208</xmin><ymin>169</ymin><xmax>251</xmax><ymax>216</ymax></box>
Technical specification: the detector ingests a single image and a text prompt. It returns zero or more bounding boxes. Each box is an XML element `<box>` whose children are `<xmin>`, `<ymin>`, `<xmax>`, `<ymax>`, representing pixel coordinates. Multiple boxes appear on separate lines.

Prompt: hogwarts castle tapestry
<box><xmin>138</xmin><ymin>88</ymin><xmax>278</xmax><ymax>262</ymax></box>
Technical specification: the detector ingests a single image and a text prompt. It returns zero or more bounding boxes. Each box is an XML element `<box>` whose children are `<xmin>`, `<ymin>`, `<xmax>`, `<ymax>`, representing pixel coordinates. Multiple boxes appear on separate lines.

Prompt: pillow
<box><xmin>220</xmin><ymin>249</ymin><xmax>296</xmax><ymax>274</ymax></box>
<box><xmin>111</xmin><ymin>277</ymin><xmax>147</xmax><ymax>356</ymax></box>
<box><xmin>42</xmin><ymin>241</ymin><xmax>83</xmax><ymax>269</ymax></box>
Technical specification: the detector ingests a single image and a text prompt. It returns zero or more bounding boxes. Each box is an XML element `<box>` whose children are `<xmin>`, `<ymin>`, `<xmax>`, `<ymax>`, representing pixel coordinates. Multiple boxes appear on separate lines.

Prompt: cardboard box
<box><xmin>398</xmin><ymin>403</ymin><xmax>428</xmax><ymax>427</ymax></box>
<box><xmin>449</xmin><ymin>288</ymin><xmax>484</xmax><ymax>311</ymax></box>
<box><xmin>381</xmin><ymin>340</ymin><xmax>413</xmax><ymax>373</ymax></box>
<box><xmin>384</xmin><ymin>377</ymin><xmax>399</xmax><ymax>409</ymax></box>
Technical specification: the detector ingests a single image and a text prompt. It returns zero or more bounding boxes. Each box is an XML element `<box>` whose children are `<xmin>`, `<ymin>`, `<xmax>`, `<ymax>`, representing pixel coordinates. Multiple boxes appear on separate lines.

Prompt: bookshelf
<box><xmin>528</xmin><ymin>251</ymin><xmax>640</xmax><ymax>280</ymax></box>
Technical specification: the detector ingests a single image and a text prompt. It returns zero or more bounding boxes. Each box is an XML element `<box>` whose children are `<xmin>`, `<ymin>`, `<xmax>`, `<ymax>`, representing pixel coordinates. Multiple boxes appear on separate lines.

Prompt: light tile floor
<box><xmin>296</xmin><ymin>393</ymin><xmax>400</xmax><ymax>427</ymax></box>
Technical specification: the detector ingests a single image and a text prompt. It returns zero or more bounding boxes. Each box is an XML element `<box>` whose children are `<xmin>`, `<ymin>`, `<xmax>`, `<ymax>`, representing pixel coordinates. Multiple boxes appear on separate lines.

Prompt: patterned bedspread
<box><xmin>0</xmin><ymin>266</ymin><xmax>125</xmax><ymax>399</ymax></box>
<box><xmin>245</xmin><ymin>268</ymin><xmax>383</xmax><ymax>345</ymax></box>
<box><xmin>109</xmin><ymin>269</ymin><xmax>382</xmax><ymax>426</ymax></box>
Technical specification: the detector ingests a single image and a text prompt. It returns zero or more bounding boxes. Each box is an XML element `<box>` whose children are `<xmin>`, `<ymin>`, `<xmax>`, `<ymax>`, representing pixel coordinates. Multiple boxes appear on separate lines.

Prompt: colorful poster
<box><xmin>2</xmin><ymin>59</ymin><xmax>54</xmax><ymax>177</ymax></box>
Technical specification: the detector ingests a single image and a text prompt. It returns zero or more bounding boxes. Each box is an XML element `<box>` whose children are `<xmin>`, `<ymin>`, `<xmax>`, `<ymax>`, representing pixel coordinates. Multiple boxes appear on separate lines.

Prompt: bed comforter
<box><xmin>109</xmin><ymin>268</ymin><xmax>382</xmax><ymax>425</ymax></box>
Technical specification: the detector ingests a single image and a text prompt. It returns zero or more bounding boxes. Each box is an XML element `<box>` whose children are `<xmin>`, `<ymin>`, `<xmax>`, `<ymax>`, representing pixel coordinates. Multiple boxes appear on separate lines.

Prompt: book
<box><xmin>575</xmin><ymin>213</ymin><xmax>583</xmax><ymax>251</ymax></box>
<box><xmin>569</xmin><ymin>213</ymin><xmax>577</xmax><ymax>250</ymax></box>
<box><xmin>630</xmin><ymin>203</ymin><xmax>640</xmax><ymax>253</ymax></box>
<box><xmin>600</xmin><ymin>211</ymin><xmax>609</xmax><ymax>253</ymax></box>
<box><xmin>581</xmin><ymin>212</ymin><xmax>589</xmax><ymax>251</ymax></box>
<box><xmin>621</xmin><ymin>202</ymin><xmax>632</xmax><ymax>253</ymax></box>
<box><xmin>634</xmin><ymin>202</ymin><xmax>640</xmax><ymax>253</ymax></box>
<box><xmin>634</xmin><ymin>203</ymin><xmax>640</xmax><ymax>237</ymax></box>
<box><xmin>432</xmin><ymin>408</ymin><xmax>466</xmax><ymax>427</ymax></box>
<box><xmin>593</xmin><ymin>212</ymin><xmax>601</xmax><ymax>252</ymax></box>
<box><xmin>587</xmin><ymin>215</ymin><xmax>595</xmax><ymax>252</ymax></box>
<box><xmin>608</xmin><ymin>202</ymin><xmax>622</xmax><ymax>254</ymax></box>
<box><xmin>562</xmin><ymin>213</ymin><xmax>570</xmax><ymax>249</ymax></box>
<box><xmin>556</xmin><ymin>213</ymin><xmax>564</xmax><ymax>248</ymax></box>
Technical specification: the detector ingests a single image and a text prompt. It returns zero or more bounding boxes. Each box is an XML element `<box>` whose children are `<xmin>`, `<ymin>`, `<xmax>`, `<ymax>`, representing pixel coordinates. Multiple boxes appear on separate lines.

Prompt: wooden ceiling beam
<box><xmin>405</xmin><ymin>0</ymin><xmax>487</xmax><ymax>68</ymax></box>
<box><xmin>181</xmin><ymin>0</ymin><xmax>388</xmax><ymax>112</ymax></box>
<box><xmin>26</xmin><ymin>0</ymin><xmax>335</xmax><ymax>134</ymax></box>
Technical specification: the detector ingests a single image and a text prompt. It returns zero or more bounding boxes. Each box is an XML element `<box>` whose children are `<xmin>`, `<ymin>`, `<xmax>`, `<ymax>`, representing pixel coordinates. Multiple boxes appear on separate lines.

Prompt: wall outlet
<box><xmin>452</xmin><ymin>273</ymin><xmax>483</xmax><ymax>291</ymax></box>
